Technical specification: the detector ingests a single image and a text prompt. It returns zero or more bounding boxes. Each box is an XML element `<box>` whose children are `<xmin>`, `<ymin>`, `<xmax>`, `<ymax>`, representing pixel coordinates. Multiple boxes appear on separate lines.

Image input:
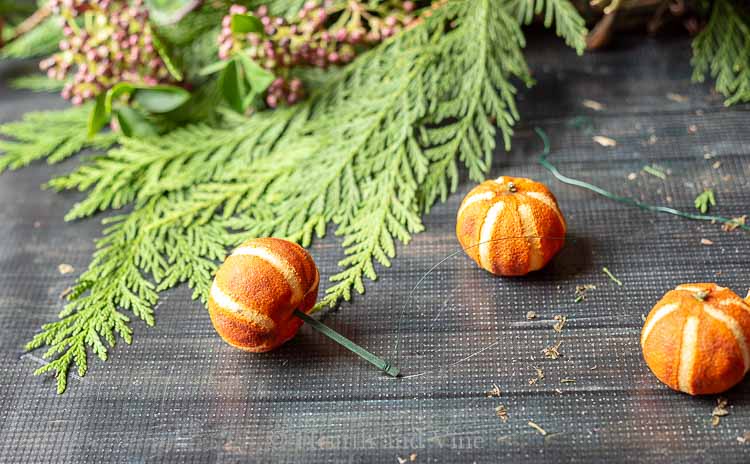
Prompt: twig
<box><xmin>528</xmin><ymin>421</ymin><xmax>547</xmax><ymax>436</ymax></box>
<box><xmin>602</xmin><ymin>267</ymin><xmax>623</xmax><ymax>286</ymax></box>
<box><xmin>8</xmin><ymin>6</ymin><xmax>51</xmax><ymax>43</ymax></box>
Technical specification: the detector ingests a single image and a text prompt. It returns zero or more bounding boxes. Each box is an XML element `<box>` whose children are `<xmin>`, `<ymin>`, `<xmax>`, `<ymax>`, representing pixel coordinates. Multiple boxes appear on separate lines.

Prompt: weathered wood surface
<box><xmin>1</xmin><ymin>34</ymin><xmax>749</xmax><ymax>463</ymax></box>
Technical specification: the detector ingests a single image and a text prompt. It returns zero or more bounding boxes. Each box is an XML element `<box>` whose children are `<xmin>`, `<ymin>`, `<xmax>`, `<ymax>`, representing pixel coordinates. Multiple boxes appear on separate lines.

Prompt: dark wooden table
<box><xmin>1</xmin><ymin>34</ymin><xmax>749</xmax><ymax>463</ymax></box>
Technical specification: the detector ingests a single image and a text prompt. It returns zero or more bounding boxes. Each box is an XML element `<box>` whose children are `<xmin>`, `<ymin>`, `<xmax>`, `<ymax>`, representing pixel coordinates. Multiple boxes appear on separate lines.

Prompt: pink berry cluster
<box><xmin>48</xmin><ymin>0</ymin><xmax>112</xmax><ymax>16</ymax></box>
<box><xmin>40</xmin><ymin>0</ymin><xmax>171</xmax><ymax>105</ymax></box>
<box><xmin>218</xmin><ymin>1</ymin><xmax>419</xmax><ymax>108</ymax></box>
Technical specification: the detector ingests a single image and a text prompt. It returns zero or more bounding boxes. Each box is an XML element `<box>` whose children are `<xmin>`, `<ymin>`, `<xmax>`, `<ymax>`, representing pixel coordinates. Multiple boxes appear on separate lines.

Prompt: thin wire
<box><xmin>392</xmin><ymin>236</ymin><xmax>565</xmax><ymax>379</ymax></box>
<box><xmin>535</xmin><ymin>127</ymin><xmax>750</xmax><ymax>232</ymax></box>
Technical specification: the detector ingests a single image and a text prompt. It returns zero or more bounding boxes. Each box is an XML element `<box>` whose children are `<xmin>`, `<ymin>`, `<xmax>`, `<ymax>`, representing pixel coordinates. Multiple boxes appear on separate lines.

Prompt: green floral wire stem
<box><xmin>293</xmin><ymin>309</ymin><xmax>400</xmax><ymax>377</ymax></box>
<box><xmin>534</xmin><ymin>127</ymin><xmax>750</xmax><ymax>232</ymax></box>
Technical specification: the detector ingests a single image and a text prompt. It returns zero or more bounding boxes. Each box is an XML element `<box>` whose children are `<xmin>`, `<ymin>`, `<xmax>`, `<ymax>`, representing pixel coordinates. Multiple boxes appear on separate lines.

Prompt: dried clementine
<box><xmin>456</xmin><ymin>176</ymin><xmax>566</xmax><ymax>276</ymax></box>
<box><xmin>641</xmin><ymin>283</ymin><xmax>750</xmax><ymax>395</ymax></box>
<box><xmin>208</xmin><ymin>237</ymin><xmax>319</xmax><ymax>352</ymax></box>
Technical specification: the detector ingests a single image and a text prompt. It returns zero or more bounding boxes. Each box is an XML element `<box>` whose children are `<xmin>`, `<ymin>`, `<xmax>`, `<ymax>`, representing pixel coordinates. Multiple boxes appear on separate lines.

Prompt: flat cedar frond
<box><xmin>0</xmin><ymin>105</ymin><xmax>117</xmax><ymax>173</ymax></box>
<box><xmin>509</xmin><ymin>0</ymin><xmax>587</xmax><ymax>55</ymax></box>
<box><xmin>691</xmin><ymin>0</ymin><xmax>750</xmax><ymax>105</ymax></box>
<box><xmin>13</xmin><ymin>0</ymin><xmax>582</xmax><ymax>392</ymax></box>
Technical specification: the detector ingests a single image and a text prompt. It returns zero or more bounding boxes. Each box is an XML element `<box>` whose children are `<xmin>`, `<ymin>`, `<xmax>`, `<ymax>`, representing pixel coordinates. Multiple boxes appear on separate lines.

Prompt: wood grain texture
<box><xmin>1</xmin><ymin>34</ymin><xmax>749</xmax><ymax>463</ymax></box>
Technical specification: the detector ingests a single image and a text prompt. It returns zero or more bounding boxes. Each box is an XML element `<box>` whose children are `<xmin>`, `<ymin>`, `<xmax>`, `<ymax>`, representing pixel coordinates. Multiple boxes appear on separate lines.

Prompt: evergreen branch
<box><xmin>0</xmin><ymin>105</ymin><xmax>117</xmax><ymax>173</ymax></box>
<box><xmin>691</xmin><ymin>0</ymin><xmax>750</xmax><ymax>105</ymax></box>
<box><xmin>48</xmin><ymin>107</ymin><xmax>302</xmax><ymax>220</ymax></box>
<box><xmin>509</xmin><ymin>0</ymin><xmax>587</xmax><ymax>55</ymax></box>
<box><xmin>22</xmin><ymin>0</ymin><xmax>588</xmax><ymax>392</ymax></box>
<box><xmin>25</xmin><ymin>195</ymin><xmax>235</xmax><ymax>393</ymax></box>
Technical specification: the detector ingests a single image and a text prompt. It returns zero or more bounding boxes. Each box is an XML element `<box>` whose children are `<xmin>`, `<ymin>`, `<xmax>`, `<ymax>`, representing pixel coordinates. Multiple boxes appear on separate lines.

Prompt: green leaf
<box><xmin>133</xmin><ymin>85</ymin><xmax>191</xmax><ymax>113</ymax></box>
<box><xmin>219</xmin><ymin>59</ymin><xmax>246</xmax><ymax>113</ymax></box>
<box><xmin>230</xmin><ymin>13</ymin><xmax>264</xmax><ymax>34</ymax></box>
<box><xmin>105</xmin><ymin>82</ymin><xmax>136</xmax><ymax>115</ymax></box>
<box><xmin>236</xmin><ymin>53</ymin><xmax>275</xmax><ymax>94</ymax></box>
<box><xmin>152</xmin><ymin>32</ymin><xmax>184</xmax><ymax>81</ymax></box>
<box><xmin>88</xmin><ymin>95</ymin><xmax>110</xmax><ymax>138</ymax></box>
<box><xmin>198</xmin><ymin>60</ymin><xmax>229</xmax><ymax>76</ymax></box>
<box><xmin>145</xmin><ymin>0</ymin><xmax>201</xmax><ymax>25</ymax></box>
<box><xmin>115</xmin><ymin>107</ymin><xmax>158</xmax><ymax>138</ymax></box>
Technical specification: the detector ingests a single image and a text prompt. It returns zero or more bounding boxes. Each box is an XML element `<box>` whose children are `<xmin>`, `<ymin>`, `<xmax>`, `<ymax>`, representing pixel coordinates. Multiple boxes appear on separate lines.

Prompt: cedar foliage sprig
<box><xmin>0</xmin><ymin>105</ymin><xmax>117</xmax><ymax>172</ymax></box>
<box><xmin>509</xmin><ymin>0</ymin><xmax>587</xmax><ymax>54</ymax></box>
<box><xmin>691</xmin><ymin>0</ymin><xmax>750</xmax><ymax>105</ymax></box>
<box><xmin>4</xmin><ymin>0</ymin><xmax>587</xmax><ymax>393</ymax></box>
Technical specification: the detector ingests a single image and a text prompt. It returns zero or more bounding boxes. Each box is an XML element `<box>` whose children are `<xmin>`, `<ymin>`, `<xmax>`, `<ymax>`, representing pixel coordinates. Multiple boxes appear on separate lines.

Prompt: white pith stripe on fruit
<box><xmin>479</xmin><ymin>200</ymin><xmax>505</xmax><ymax>271</ymax></box>
<box><xmin>210</xmin><ymin>281</ymin><xmax>275</xmax><ymax>331</ymax></box>
<box><xmin>718</xmin><ymin>297</ymin><xmax>750</xmax><ymax>313</ymax></box>
<box><xmin>232</xmin><ymin>245</ymin><xmax>304</xmax><ymax>304</ymax></box>
<box><xmin>678</xmin><ymin>316</ymin><xmax>699</xmax><ymax>394</ymax></box>
<box><xmin>493</xmin><ymin>176</ymin><xmax>506</xmax><ymax>185</ymax></box>
<box><xmin>457</xmin><ymin>191</ymin><xmax>496</xmax><ymax>219</ymax></box>
<box><xmin>704</xmin><ymin>303</ymin><xmax>750</xmax><ymax>373</ymax></box>
<box><xmin>641</xmin><ymin>303</ymin><xmax>679</xmax><ymax>346</ymax></box>
<box><xmin>521</xmin><ymin>192</ymin><xmax>566</xmax><ymax>231</ymax></box>
<box><xmin>676</xmin><ymin>285</ymin><xmax>706</xmax><ymax>294</ymax></box>
<box><xmin>518</xmin><ymin>203</ymin><xmax>543</xmax><ymax>271</ymax></box>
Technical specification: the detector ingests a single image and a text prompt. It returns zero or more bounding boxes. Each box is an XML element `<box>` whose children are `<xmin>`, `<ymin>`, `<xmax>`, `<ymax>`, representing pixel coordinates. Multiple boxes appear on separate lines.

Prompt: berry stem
<box><xmin>293</xmin><ymin>309</ymin><xmax>400</xmax><ymax>377</ymax></box>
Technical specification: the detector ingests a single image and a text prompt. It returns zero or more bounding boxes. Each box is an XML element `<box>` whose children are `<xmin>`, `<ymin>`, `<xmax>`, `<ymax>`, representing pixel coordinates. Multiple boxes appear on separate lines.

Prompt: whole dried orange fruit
<box><xmin>456</xmin><ymin>176</ymin><xmax>566</xmax><ymax>276</ymax></box>
<box><xmin>641</xmin><ymin>283</ymin><xmax>750</xmax><ymax>395</ymax></box>
<box><xmin>208</xmin><ymin>237</ymin><xmax>319</xmax><ymax>352</ymax></box>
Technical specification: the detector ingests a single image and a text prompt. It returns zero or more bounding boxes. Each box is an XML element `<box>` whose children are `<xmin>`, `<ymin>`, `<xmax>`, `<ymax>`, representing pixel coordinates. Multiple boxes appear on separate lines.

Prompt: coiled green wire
<box><xmin>535</xmin><ymin>127</ymin><xmax>750</xmax><ymax>232</ymax></box>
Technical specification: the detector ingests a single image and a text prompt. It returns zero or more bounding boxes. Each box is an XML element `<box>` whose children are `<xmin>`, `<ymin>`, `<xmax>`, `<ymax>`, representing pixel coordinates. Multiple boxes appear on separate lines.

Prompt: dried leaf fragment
<box><xmin>58</xmin><ymin>264</ymin><xmax>74</xmax><ymax>275</ymax></box>
<box><xmin>526</xmin><ymin>311</ymin><xmax>537</xmax><ymax>320</ymax></box>
<box><xmin>593</xmin><ymin>135</ymin><xmax>616</xmax><ymax>147</ymax></box>
<box><xmin>495</xmin><ymin>404</ymin><xmax>508</xmax><ymax>423</ymax></box>
<box><xmin>666</xmin><ymin>92</ymin><xmax>689</xmax><ymax>103</ymax></box>
<box><xmin>723</xmin><ymin>216</ymin><xmax>747</xmax><ymax>232</ymax></box>
<box><xmin>642</xmin><ymin>164</ymin><xmax>667</xmax><ymax>180</ymax></box>
<box><xmin>485</xmin><ymin>384</ymin><xmax>501</xmax><ymax>397</ymax></box>
<box><xmin>582</xmin><ymin>99</ymin><xmax>605</xmax><ymax>111</ymax></box>
<box><xmin>527</xmin><ymin>421</ymin><xmax>547</xmax><ymax>436</ymax></box>
<box><xmin>575</xmin><ymin>284</ymin><xmax>595</xmax><ymax>303</ymax></box>
<box><xmin>542</xmin><ymin>341</ymin><xmax>563</xmax><ymax>360</ymax></box>
<box><xmin>553</xmin><ymin>315</ymin><xmax>568</xmax><ymax>333</ymax></box>
<box><xmin>713</xmin><ymin>397</ymin><xmax>729</xmax><ymax>417</ymax></box>
<box><xmin>528</xmin><ymin>367</ymin><xmax>545</xmax><ymax>385</ymax></box>
<box><xmin>711</xmin><ymin>397</ymin><xmax>729</xmax><ymax>426</ymax></box>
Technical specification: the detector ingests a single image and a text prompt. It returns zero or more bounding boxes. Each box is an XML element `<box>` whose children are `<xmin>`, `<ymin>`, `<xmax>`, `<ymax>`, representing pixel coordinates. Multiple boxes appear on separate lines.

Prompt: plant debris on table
<box><xmin>528</xmin><ymin>367</ymin><xmax>545</xmax><ymax>385</ymax></box>
<box><xmin>574</xmin><ymin>284</ymin><xmax>595</xmax><ymax>302</ymax></box>
<box><xmin>711</xmin><ymin>397</ymin><xmax>730</xmax><ymax>427</ymax></box>
<box><xmin>495</xmin><ymin>404</ymin><xmax>508</xmax><ymax>423</ymax></box>
<box><xmin>542</xmin><ymin>341</ymin><xmax>563</xmax><ymax>360</ymax></box>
